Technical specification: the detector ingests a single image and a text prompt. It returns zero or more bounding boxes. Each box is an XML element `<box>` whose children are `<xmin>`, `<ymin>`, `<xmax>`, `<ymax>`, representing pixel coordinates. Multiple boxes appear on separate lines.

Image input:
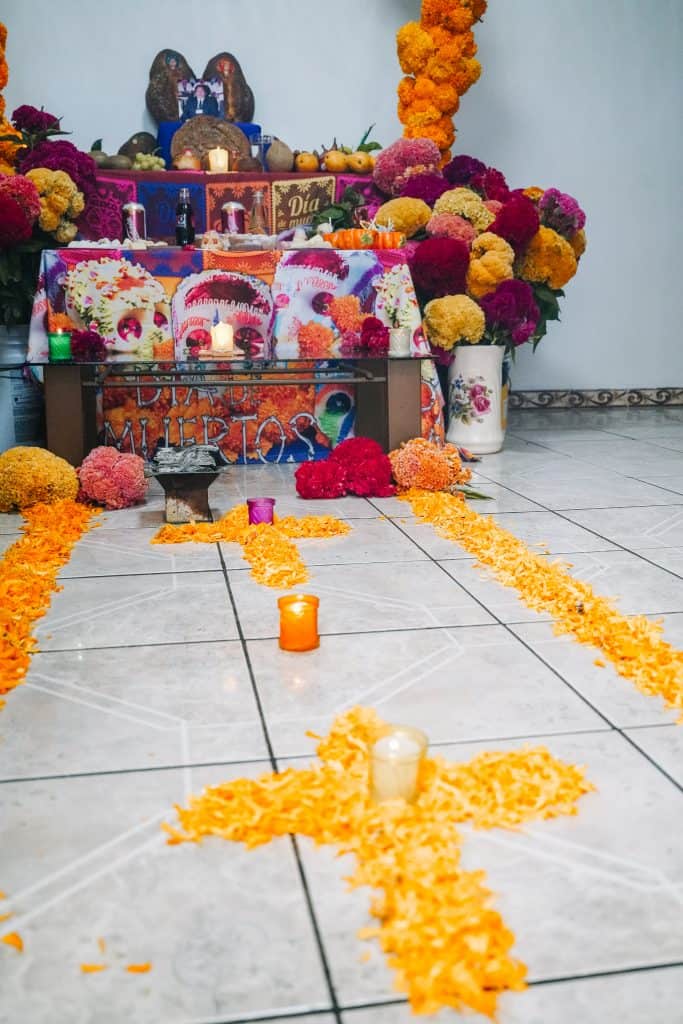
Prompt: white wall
<box><xmin>4</xmin><ymin>0</ymin><xmax>682</xmax><ymax>389</ymax></box>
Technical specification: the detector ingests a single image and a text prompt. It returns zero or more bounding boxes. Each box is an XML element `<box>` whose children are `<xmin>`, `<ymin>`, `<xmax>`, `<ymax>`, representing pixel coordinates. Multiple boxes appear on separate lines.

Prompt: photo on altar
<box><xmin>177</xmin><ymin>77</ymin><xmax>224</xmax><ymax>119</ymax></box>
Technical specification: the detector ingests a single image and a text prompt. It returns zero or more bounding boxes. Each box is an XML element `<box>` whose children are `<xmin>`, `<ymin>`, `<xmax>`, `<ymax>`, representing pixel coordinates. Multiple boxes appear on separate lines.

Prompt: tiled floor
<box><xmin>1</xmin><ymin>407</ymin><xmax>682</xmax><ymax>1024</ymax></box>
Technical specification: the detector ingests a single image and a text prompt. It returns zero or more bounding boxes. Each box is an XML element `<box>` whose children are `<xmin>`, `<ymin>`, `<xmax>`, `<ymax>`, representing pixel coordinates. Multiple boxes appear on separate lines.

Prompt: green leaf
<box><xmin>90</xmin><ymin>138</ymin><xmax>103</xmax><ymax>151</ymax></box>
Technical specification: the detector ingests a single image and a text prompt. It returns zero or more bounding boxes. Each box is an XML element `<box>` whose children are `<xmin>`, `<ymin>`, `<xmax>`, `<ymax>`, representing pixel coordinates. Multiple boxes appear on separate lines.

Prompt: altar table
<box><xmin>28</xmin><ymin>246</ymin><xmax>445</xmax><ymax>465</ymax></box>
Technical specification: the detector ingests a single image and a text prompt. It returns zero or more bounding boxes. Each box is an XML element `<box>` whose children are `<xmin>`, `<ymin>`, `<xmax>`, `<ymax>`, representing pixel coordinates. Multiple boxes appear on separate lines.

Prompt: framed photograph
<box><xmin>177</xmin><ymin>78</ymin><xmax>225</xmax><ymax>120</ymax></box>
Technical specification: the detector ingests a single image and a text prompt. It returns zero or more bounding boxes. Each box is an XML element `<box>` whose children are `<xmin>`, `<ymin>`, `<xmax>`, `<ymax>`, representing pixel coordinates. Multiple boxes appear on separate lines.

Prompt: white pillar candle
<box><xmin>211</xmin><ymin>321</ymin><xmax>234</xmax><ymax>354</ymax></box>
<box><xmin>207</xmin><ymin>147</ymin><xmax>230</xmax><ymax>173</ymax></box>
<box><xmin>370</xmin><ymin>726</ymin><xmax>428</xmax><ymax>803</ymax></box>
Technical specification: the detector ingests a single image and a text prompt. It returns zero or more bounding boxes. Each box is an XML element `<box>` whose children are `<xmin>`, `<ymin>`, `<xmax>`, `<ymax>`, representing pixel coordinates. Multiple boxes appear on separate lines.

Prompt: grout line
<box><xmin>527</xmin><ymin>959</ymin><xmax>683</xmax><ymax>988</ymax></box>
<box><xmin>374</xmin><ymin>503</ymin><xmax>683</xmax><ymax>795</ymax></box>
<box><xmin>0</xmin><ymin>728</ymin><xmax>617</xmax><ymax>788</ymax></box>
<box><xmin>215</xmin><ymin>542</ymin><xmax>343</xmax><ymax>1024</ymax></box>
<box><xmin>338</xmin><ymin>959</ymin><xmax>683</xmax><ymax>1012</ymax></box>
<box><xmin>208</xmin><ymin>1008</ymin><xmax>336</xmax><ymax>1024</ymax></box>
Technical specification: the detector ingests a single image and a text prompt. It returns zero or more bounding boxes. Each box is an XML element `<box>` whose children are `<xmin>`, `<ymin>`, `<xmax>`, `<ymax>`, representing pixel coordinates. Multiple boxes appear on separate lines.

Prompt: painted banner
<box><xmin>270</xmin><ymin>176</ymin><xmax>336</xmax><ymax>233</ymax></box>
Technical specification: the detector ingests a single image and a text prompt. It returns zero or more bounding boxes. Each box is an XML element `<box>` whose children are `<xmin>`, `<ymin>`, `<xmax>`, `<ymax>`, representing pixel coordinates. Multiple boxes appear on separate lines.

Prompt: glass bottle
<box><xmin>249</xmin><ymin>189</ymin><xmax>268</xmax><ymax>235</ymax></box>
<box><xmin>175</xmin><ymin>187</ymin><xmax>195</xmax><ymax>245</ymax></box>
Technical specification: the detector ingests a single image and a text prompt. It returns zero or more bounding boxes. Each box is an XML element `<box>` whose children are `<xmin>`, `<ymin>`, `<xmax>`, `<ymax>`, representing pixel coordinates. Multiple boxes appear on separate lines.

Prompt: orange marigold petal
<box><xmin>2</xmin><ymin>931</ymin><xmax>23</xmax><ymax>951</ymax></box>
<box><xmin>126</xmin><ymin>962</ymin><xmax>151</xmax><ymax>973</ymax></box>
<box><xmin>80</xmin><ymin>963</ymin><xmax>107</xmax><ymax>973</ymax></box>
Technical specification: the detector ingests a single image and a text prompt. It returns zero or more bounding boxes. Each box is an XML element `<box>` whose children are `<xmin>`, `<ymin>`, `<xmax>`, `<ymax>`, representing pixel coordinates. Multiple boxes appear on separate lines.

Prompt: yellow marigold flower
<box><xmin>25</xmin><ymin>168</ymin><xmax>53</xmax><ymax>193</ymax></box>
<box><xmin>0</xmin><ymin>447</ymin><xmax>79</xmax><ymax>513</ymax></box>
<box><xmin>54</xmin><ymin>220</ymin><xmax>78</xmax><ymax>244</ymax></box>
<box><xmin>433</xmin><ymin>187</ymin><xmax>494</xmax><ymax>232</ymax></box>
<box><xmin>396</xmin><ymin>22</ymin><xmax>434</xmax><ymax>75</ymax></box>
<box><xmin>520</xmin><ymin>226</ymin><xmax>578</xmax><ymax>289</ymax></box>
<box><xmin>466</xmin><ymin>232</ymin><xmax>515</xmax><ymax>298</ymax></box>
<box><xmin>38</xmin><ymin>207</ymin><xmax>60</xmax><ymax>232</ymax></box>
<box><xmin>45</xmin><ymin>192</ymin><xmax>69</xmax><ymax>216</ymax></box>
<box><xmin>423</xmin><ymin>294</ymin><xmax>485</xmax><ymax>350</ymax></box>
<box><xmin>523</xmin><ymin>186</ymin><xmax>544</xmax><ymax>203</ymax></box>
<box><xmin>570</xmin><ymin>228</ymin><xmax>587</xmax><ymax>260</ymax></box>
<box><xmin>69</xmin><ymin>191</ymin><xmax>84</xmax><ymax>217</ymax></box>
<box><xmin>375</xmin><ymin>197</ymin><xmax>431</xmax><ymax>238</ymax></box>
<box><xmin>0</xmin><ymin>158</ymin><xmax>14</xmax><ymax>175</ymax></box>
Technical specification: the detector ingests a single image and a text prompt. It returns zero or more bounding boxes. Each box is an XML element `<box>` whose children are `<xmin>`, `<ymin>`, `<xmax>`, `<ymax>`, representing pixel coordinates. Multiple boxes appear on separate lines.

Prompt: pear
<box><xmin>265</xmin><ymin>138</ymin><xmax>294</xmax><ymax>173</ymax></box>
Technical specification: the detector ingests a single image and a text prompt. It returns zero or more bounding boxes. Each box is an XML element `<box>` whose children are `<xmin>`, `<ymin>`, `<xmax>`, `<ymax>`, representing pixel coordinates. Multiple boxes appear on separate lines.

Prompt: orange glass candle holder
<box><xmin>278</xmin><ymin>594</ymin><xmax>319</xmax><ymax>652</ymax></box>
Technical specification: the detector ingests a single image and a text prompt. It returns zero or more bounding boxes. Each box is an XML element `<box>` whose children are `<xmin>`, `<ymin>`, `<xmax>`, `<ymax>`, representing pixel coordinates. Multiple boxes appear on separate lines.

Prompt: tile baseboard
<box><xmin>510</xmin><ymin>388</ymin><xmax>683</xmax><ymax>409</ymax></box>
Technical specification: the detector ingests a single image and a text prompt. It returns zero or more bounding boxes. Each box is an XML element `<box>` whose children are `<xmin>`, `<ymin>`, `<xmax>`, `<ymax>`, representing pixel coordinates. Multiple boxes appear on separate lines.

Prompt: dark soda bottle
<box><xmin>175</xmin><ymin>187</ymin><xmax>195</xmax><ymax>245</ymax></box>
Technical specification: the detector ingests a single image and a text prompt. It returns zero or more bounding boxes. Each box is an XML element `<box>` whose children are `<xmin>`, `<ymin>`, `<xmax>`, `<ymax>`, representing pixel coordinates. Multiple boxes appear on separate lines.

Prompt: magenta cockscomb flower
<box><xmin>442</xmin><ymin>154</ymin><xmax>486</xmax><ymax>187</ymax></box>
<box><xmin>400</xmin><ymin>172</ymin><xmax>450</xmax><ymax>207</ymax></box>
<box><xmin>19</xmin><ymin>140</ymin><xmax>97</xmax><ymax>199</ymax></box>
<box><xmin>409</xmin><ymin>237</ymin><xmax>470</xmax><ymax>299</ymax></box>
<box><xmin>470</xmin><ymin>166</ymin><xmax>510</xmax><ymax>202</ymax></box>
<box><xmin>539</xmin><ymin>188</ymin><xmax>586</xmax><ymax>238</ymax></box>
<box><xmin>489</xmin><ymin>194</ymin><xmax>540</xmax><ymax>252</ymax></box>
<box><xmin>12</xmin><ymin>105</ymin><xmax>61</xmax><ymax>136</ymax></box>
<box><xmin>480</xmin><ymin>279</ymin><xmax>540</xmax><ymax>347</ymax></box>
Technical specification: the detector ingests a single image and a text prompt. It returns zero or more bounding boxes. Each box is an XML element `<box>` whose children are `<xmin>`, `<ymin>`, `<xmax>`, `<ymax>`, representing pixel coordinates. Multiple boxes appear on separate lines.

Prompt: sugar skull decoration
<box><xmin>172</xmin><ymin>270</ymin><xmax>274</xmax><ymax>358</ymax></box>
<box><xmin>271</xmin><ymin>249</ymin><xmax>384</xmax><ymax>359</ymax></box>
<box><xmin>64</xmin><ymin>258</ymin><xmax>172</xmax><ymax>360</ymax></box>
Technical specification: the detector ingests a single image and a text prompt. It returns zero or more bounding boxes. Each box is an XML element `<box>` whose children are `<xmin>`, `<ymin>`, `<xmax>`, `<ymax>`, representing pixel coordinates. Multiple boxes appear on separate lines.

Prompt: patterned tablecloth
<box><xmin>78</xmin><ymin>170</ymin><xmax>385</xmax><ymax>241</ymax></box>
<box><xmin>28</xmin><ymin>246</ymin><xmax>444</xmax><ymax>464</ymax></box>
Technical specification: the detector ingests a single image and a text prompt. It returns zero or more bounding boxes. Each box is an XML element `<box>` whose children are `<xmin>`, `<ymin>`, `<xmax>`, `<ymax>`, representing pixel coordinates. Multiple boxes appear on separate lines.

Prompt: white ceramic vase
<box><xmin>446</xmin><ymin>345</ymin><xmax>506</xmax><ymax>454</ymax></box>
<box><xmin>388</xmin><ymin>326</ymin><xmax>411</xmax><ymax>357</ymax></box>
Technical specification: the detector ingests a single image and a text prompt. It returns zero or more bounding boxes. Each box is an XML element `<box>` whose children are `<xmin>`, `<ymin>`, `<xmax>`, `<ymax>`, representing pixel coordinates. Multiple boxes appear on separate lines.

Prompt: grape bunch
<box><xmin>133</xmin><ymin>153</ymin><xmax>166</xmax><ymax>171</ymax></box>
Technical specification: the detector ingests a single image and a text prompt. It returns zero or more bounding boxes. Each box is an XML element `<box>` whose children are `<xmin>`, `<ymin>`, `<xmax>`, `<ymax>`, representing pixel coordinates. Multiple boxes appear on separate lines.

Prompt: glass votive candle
<box><xmin>278</xmin><ymin>594</ymin><xmax>319</xmax><ymax>652</ymax></box>
<box><xmin>47</xmin><ymin>329</ymin><xmax>72</xmax><ymax>361</ymax></box>
<box><xmin>247</xmin><ymin>497</ymin><xmax>275</xmax><ymax>525</ymax></box>
<box><xmin>370</xmin><ymin>725</ymin><xmax>428</xmax><ymax>803</ymax></box>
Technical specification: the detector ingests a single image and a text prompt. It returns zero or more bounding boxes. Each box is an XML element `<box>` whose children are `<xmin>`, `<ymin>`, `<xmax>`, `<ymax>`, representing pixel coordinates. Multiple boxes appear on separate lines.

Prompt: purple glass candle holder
<box><xmin>247</xmin><ymin>497</ymin><xmax>276</xmax><ymax>525</ymax></box>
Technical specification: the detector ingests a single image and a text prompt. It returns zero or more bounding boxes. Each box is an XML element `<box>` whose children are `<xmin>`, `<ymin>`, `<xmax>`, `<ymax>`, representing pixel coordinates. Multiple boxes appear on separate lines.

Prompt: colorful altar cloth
<box><xmin>79</xmin><ymin>170</ymin><xmax>386</xmax><ymax>240</ymax></box>
<box><xmin>27</xmin><ymin>247</ymin><xmax>444</xmax><ymax>464</ymax></box>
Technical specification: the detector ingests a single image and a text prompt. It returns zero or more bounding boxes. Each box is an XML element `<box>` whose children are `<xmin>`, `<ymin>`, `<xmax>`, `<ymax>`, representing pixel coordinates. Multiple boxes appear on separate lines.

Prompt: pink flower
<box><xmin>78</xmin><ymin>446</ymin><xmax>148</xmax><ymax>509</ymax></box>
<box><xmin>472</xmin><ymin>394</ymin><xmax>490</xmax><ymax>414</ymax></box>
<box><xmin>469</xmin><ymin>383</ymin><xmax>486</xmax><ymax>398</ymax></box>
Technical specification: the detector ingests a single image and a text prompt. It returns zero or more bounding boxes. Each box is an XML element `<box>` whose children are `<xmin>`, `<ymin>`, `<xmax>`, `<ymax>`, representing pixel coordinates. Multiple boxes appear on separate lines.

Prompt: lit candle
<box><xmin>247</xmin><ymin>497</ymin><xmax>276</xmax><ymax>525</ymax></box>
<box><xmin>278</xmin><ymin>594</ymin><xmax>319</xmax><ymax>652</ymax></box>
<box><xmin>370</xmin><ymin>725</ymin><xmax>428</xmax><ymax>803</ymax></box>
<box><xmin>210</xmin><ymin>321</ymin><xmax>234</xmax><ymax>355</ymax></box>
<box><xmin>207</xmin><ymin>147</ymin><xmax>230</xmax><ymax>173</ymax></box>
<box><xmin>47</xmin><ymin>329</ymin><xmax>72</xmax><ymax>361</ymax></box>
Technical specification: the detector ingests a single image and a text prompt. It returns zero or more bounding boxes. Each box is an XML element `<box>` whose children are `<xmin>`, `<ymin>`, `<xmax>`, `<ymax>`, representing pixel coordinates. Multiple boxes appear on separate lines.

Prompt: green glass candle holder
<box><xmin>47</xmin><ymin>331</ymin><xmax>72</xmax><ymax>361</ymax></box>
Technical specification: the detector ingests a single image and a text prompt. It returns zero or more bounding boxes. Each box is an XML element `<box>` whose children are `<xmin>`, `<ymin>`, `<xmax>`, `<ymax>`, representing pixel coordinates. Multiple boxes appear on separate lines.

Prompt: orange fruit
<box><xmin>295</xmin><ymin>152</ymin><xmax>320</xmax><ymax>172</ymax></box>
<box><xmin>346</xmin><ymin>151</ymin><xmax>373</xmax><ymax>174</ymax></box>
<box><xmin>322</xmin><ymin>149</ymin><xmax>348</xmax><ymax>173</ymax></box>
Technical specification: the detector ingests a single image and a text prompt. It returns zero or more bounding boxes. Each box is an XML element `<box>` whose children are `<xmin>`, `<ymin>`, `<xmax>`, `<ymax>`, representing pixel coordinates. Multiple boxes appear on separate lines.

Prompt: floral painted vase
<box><xmin>446</xmin><ymin>345</ymin><xmax>505</xmax><ymax>454</ymax></box>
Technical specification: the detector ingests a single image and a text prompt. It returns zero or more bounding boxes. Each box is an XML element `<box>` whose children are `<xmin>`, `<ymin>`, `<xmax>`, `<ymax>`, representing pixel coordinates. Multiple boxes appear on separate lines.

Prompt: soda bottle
<box><xmin>175</xmin><ymin>187</ymin><xmax>195</xmax><ymax>245</ymax></box>
<box><xmin>249</xmin><ymin>189</ymin><xmax>268</xmax><ymax>235</ymax></box>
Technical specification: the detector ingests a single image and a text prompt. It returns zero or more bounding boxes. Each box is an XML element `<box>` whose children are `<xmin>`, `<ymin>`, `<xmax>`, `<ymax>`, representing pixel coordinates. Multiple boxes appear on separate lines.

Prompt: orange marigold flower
<box><xmin>520</xmin><ymin>226</ymin><xmax>578</xmax><ymax>289</ymax></box>
<box><xmin>389</xmin><ymin>437</ymin><xmax>472</xmax><ymax>491</ymax></box>
<box><xmin>328</xmin><ymin>294</ymin><xmax>365</xmax><ymax>333</ymax></box>
<box><xmin>298</xmin><ymin>321</ymin><xmax>334</xmax><ymax>357</ymax></box>
<box><xmin>396</xmin><ymin>21</ymin><xmax>435</xmax><ymax>75</ymax></box>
